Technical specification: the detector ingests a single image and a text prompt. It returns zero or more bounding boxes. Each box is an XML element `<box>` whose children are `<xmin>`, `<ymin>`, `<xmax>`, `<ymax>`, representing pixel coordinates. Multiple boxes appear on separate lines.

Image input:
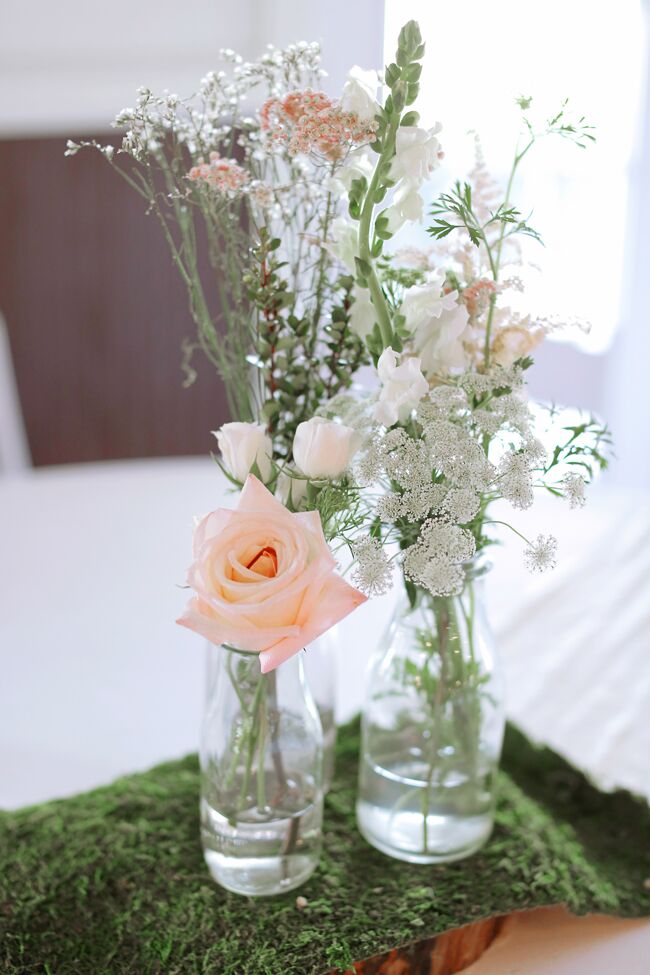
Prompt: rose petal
<box><xmin>259</xmin><ymin>573</ymin><xmax>367</xmax><ymax>673</ymax></box>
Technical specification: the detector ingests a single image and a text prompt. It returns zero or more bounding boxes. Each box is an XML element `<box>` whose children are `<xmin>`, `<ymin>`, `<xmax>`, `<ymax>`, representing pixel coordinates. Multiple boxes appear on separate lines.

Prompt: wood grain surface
<box><xmin>341</xmin><ymin>915</ymin><xmax>505</xmax><ymax>975</ymax></box>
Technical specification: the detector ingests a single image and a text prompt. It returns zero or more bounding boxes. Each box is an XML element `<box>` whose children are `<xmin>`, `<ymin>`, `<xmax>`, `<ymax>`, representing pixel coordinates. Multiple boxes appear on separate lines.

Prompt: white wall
<box><xmin>0</xmin><ymin>0</ymin><xmax>384</xmax><ymax>136</ymax></box>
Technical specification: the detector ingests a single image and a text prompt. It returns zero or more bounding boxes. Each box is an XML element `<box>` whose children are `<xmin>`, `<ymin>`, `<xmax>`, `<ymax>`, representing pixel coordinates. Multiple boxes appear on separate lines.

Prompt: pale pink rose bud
<box><xmin>213</xmin><ymin>422</ymin><xmax>273</xmax><ymax>483</ymax></box>
<box><xmin>293</xmin><ymin>417</ymin><xmax>359</xmax><ymax>480</ymax></box>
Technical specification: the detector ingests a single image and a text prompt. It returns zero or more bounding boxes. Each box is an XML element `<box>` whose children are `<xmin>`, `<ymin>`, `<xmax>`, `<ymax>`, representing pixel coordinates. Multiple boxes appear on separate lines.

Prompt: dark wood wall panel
<box><xmin>0</xmin><ymin>135</ymin><xmax>229</xmax><ymax>466</ymax></box>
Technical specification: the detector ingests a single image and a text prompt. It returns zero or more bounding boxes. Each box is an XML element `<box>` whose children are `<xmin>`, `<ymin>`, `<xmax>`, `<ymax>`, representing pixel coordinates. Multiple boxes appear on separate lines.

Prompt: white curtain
<box><xmin>604</xmin><ymin>1</ymin><xmax>650</xmax><ymax>487</ymax></box>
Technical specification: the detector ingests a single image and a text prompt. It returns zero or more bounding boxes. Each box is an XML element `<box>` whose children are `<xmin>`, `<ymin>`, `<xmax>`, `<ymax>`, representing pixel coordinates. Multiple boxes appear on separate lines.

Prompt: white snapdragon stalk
<box><xmin>412</xmin><ymin>300</ymin><xmax>470</xmax><ymax>376</ymax></box>
<box><xmin>327</xmin><ymin>216</ymin><xmax>359</xmax><ymax>273</ymax></box>
<box><xmin>293</xmin><ymin>416</ymin><xmax>360</xmax><ymax>479</ymax></box>
<box><xmin>349</xmin><ymin>285</ymin><xmax>377</xmax><ymax>339</ymax></box>
<box><xmin>400</xmin><ymin>270</ymin><xmax>458</xmax><ymax>330</ymax></box>
<box><xmin>384</xmin><ymin>183</ymin><xmax>425</xmax><ymax>234</ymax></box>
<box><xmin>332</xmin><ymin>147</ymin><xmax>376</xmax><ymax>194</ymax></box>
<box><xmin>389</xmin><ymin>123</ymin><xmax>443</xmax><ymax>186</ymax></box>
<box><xmin>340</xmin><ymin>66</ymin><xmax>381</xmax><ymax>122</ymax></box>
<box><xmin>214</xmin><ymin>422</ymin><xmax>273</xmax><ymax>482</ymax></box>
<box><xmin>374</xmin><ymin>348</ymin><xmax>429</xmax><ymax>426</ymax></box>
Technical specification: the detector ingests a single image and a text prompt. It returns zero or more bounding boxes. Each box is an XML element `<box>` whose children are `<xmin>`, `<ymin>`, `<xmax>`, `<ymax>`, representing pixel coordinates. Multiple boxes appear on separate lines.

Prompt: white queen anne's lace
<box><xmin>524</xmin><ymin>534</ymin><xmax>558</xmax><ymax>573</ymax></box>
<box><xmin>352</xmin><ymin>536</ymin><xmax>393</xmax><ymax>596</ymax></box>
<box><xmin>562</xmin><ymin>472</ymin><xmax>587</xmax><ymax>509</ymax></box>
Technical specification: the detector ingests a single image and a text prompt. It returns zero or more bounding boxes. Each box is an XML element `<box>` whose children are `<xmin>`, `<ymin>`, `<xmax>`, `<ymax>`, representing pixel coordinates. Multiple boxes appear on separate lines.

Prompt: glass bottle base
<box><xmin>204</xmin><ymin>849</ymin><xmax>317</xmax><ymax>896</ymax></box>
<box><xmin>356</xmin><ymin>799</ymin><xmax>493</xmax><ymax>864</ymax></box>
<box><xmin>201</xmin><ymin>797</ymin><xmax>322</xmax><ymax>896</ymax></box>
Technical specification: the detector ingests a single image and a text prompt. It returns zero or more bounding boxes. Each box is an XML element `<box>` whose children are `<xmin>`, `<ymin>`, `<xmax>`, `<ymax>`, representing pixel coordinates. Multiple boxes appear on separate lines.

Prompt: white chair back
<box><xmin>0</xmin><ymin>313</ymin><xmax>31</xmax><ymax>472</ymax></box>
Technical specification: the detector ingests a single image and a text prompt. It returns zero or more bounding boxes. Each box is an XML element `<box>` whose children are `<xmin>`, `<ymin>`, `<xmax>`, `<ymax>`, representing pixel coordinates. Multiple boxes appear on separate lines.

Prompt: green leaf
<box><xmin>385</xmin><ymin>63</ymin><xmax>401</xmax><ymax>87</ymax></box>
<box><xmin>403</xmin><ymin>63</ymin><xmax>422</xmax><ymax>83</ymax></box>
<box><xmin>260</xmin><ymin>400</ymin><xmax>280</xmax><ymax>421</ymax></box>
<box><xmin>354</xmin><ymin>256</ymin><xmax>372</xmax><ymax>279</ymax></box>
<box><xmin>400</xmin><ymin>111</ymin><xmax>420</xmax><ymax>127</ymax></box>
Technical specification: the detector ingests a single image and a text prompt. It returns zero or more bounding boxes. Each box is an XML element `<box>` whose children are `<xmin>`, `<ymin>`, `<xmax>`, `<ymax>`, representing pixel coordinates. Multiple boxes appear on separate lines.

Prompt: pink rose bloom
<box><xmin>177</xmin><ymin>475</ymin><xmax>366</xmax><ymax>673</ymax></box>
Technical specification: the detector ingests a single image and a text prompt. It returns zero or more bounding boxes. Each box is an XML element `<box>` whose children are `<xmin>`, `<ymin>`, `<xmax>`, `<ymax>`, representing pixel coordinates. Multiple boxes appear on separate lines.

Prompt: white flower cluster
<box><xmin>403</xmin><ymin>521</ymin><xmax>476</xmax><ymax>597</ymax></box>
<box><xmin>352</xmin><ymin>535</ymin><xmax>394</xmax><ymax>596</ymax></box>
<box><xmin>423</xmin><ymin>417</ymin><xmax>496</xmax><ymax>493</ymax></box>
<box><xmin>524</xmin><ymin>534</ymin><xmax>558</xmax><ymax>573</ymax></box>
<box><xmin>562</xmin><ymin>472</ymin><xmax>587</xmax><ymax>509</ymax></box>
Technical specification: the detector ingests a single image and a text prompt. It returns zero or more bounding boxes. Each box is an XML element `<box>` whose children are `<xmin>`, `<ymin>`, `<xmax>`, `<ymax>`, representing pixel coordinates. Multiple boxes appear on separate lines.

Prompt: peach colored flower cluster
<box><xmin>260</xmin><ymin>89</ymin><xmax>377</xmax><ymax>160</ymax></box>
<box><xmin>461</xmin><ymin>278</ymin><xmax>497</xmax><ymax>322</ymax></box>
<box><xmin>188</xmin><ymin>151</ymin><xmax>249</xmax><ymax>193</ymax></box>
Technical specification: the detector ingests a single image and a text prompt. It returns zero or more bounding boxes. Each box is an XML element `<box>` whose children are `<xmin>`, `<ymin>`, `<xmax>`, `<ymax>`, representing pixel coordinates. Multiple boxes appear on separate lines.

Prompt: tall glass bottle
<box><xmin>201</xmin><ymin>646</ymin><xmax>324</xmax><ymax>896</ymax></box>
<box><xmin>304</xmin><ymin>626</ymin><xmax>338</xmax><ymax>791</ymax></box>
<box><xmin>357</xmin><ymin>562</ymin><xmax>504</xmax><ymax>863</ymax></box>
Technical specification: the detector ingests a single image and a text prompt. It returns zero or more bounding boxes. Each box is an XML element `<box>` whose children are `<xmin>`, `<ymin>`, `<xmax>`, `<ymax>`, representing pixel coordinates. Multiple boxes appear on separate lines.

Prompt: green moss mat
<box><xmin>1</xmin><ymin>721</ymin><xmax>649</xmax><ymax>975</ymax></box>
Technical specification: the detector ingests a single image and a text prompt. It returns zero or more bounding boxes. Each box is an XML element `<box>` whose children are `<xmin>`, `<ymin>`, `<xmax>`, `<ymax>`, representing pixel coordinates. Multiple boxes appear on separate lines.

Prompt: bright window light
<box><xmin>384</xmin><ymin>0</ymin><xmax>646</xmax><ymax>353</ymax></box>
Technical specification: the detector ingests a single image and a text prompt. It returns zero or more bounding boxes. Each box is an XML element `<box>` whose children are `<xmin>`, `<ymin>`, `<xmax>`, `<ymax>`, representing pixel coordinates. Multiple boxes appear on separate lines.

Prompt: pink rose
<box><xmin>177</xmin><ymin>475</ymin><xmax>366</xmax><ymax>673</ymax></box>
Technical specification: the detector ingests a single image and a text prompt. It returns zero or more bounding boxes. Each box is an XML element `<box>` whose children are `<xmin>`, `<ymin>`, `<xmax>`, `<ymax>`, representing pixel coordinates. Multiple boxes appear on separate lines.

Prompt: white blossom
<box><xmin>562</xmin><ymin>472</ymin><xmax>587</xmax><ymax>509</ymax></box>
<box><xmin>403</xmin><ymin>520</ymin><xmax>475</xmax><ymax>597</ymax></box>
<box><xmin>326</xmin><ymin>216</ymin><xmax>358</xmax><ymax>273</ymax></box>
<box><xmin>384</xmin><ymin>184</ymin><xmax>425</xmax><ymax>234</ymax></box>
<box><xmin>374</xmin><ymin>348</ymin><xmax>429</xmax><ymax>427</ymax></box>
<box><xmin>334</xmin><ymin>146</ymin><xmax>375</xmax><ymax>193</ymax></box>
<box><xmin>400</xmin><ymin>270</ymin><xmax>458</xmax><ymax>333</ymax></box>
<box><xmin>213</xmin><ymin>422</ymin><xmax>273</xmax><ymax>483</ymax></box>
<box><xmin>293</xmin><ymin>417</ymin><xmax>359</xmax><ymax>479</ymax></box>
<box><xmin>498</xmin><ymin>450</ymin><xmax>535</xmax><ymax>510</ymax></box>
<box><xmin>389</xmin><ymin>124</ymin><xmax>443</xmax><ymax>186</ymax></box>
<box><xmin>413</xmin><ymin>300</ymin><xmax>470</xmax><ymax>377</ymax></box>
<box><xmin>352</xmin><ymin>535</ymin><xmax>393</xmax><ymax>596</ymax></box>
<box><xmin>440</xmin><ymin>488</ymin><xmax>481</xmax><ymax>524</ymax></box>
<box><xmin>524</xmin><ymin>534</ymin><xmax>558</xmax><ymax>573</ymax></box>
<box><xmin>340</xmin><ymin>66</ymin><xmax>380</xmax><ymax>122</ymax></box>
<box><xmin>418</xmin><ymin>560</ymin><xmax>465</xmax><ymax>597</ymax></box>
<box><xmin>349</xmin><ymin>285</ymin><xmax>376</xmax><ymax>339</ymax></box>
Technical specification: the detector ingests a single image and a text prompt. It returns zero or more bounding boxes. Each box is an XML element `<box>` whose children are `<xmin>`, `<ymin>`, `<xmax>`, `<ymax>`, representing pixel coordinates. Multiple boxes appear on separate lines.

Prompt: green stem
<box><xmin>237</xmin><ymin>669</ymin><xmax>267</xmax><ymax>812</ymax></box>
<box><xmin>256</xmin><ymin>691</ymin><xmax>267</xmax><ymax>812</ymax></box>
<box><xmin>483</xmin><ymin>519</ymin><xmax>532</xmax><ymax>545</ymax></box>
<box><xmin>483</xmin><ymin>137</ymin><xmax>534</xmax><ymax>368</ymax></box>
<box><xmin>357</xmin><ymin>117</ymin><xmax>400</xmax><ymax>350</ymax></box>
<box><xmin>422</xmin><ymin>599</ymin><xmax>449</xmax><ymax>853</ymax></box>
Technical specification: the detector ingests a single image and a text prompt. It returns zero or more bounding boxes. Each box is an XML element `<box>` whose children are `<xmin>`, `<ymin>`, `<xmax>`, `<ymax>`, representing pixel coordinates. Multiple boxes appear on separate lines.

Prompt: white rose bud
<box><xmin>213</xmin><ymin>422</ymin><xmax>273</xmax><ymax>483</ymax></box>
<box><xmin>374</xmin><ymin>348</ymin><xmax>429</xmax><ymax>427</ymax></box>
<box><xmin>293</xmin><ymin>417</ymin><xmax>359</xmax><ymax>479</ymax></box>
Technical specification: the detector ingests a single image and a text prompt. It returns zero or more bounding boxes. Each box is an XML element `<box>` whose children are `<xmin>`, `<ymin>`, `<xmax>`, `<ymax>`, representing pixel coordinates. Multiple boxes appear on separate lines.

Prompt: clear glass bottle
<box><xmin>201</xmin><ymin>646</ymin><xmax>324</xmax><ymax>896</ymax></box>
<box><xmin>304</xmin><ymin>627</ymin><xmax>338</xmax><ymax>792</ymax></box>
<box><xmin>356</xmin><ymin>562</ymin><xmax>505</xmax><ymax>864</ymax></box>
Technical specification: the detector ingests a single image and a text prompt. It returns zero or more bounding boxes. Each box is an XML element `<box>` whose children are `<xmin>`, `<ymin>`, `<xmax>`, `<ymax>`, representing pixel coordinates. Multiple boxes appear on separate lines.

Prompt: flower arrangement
<box><xmin>71</xmin><ymin>18</ymin><xmax>611</xmax><ymax>886</ymax></box>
